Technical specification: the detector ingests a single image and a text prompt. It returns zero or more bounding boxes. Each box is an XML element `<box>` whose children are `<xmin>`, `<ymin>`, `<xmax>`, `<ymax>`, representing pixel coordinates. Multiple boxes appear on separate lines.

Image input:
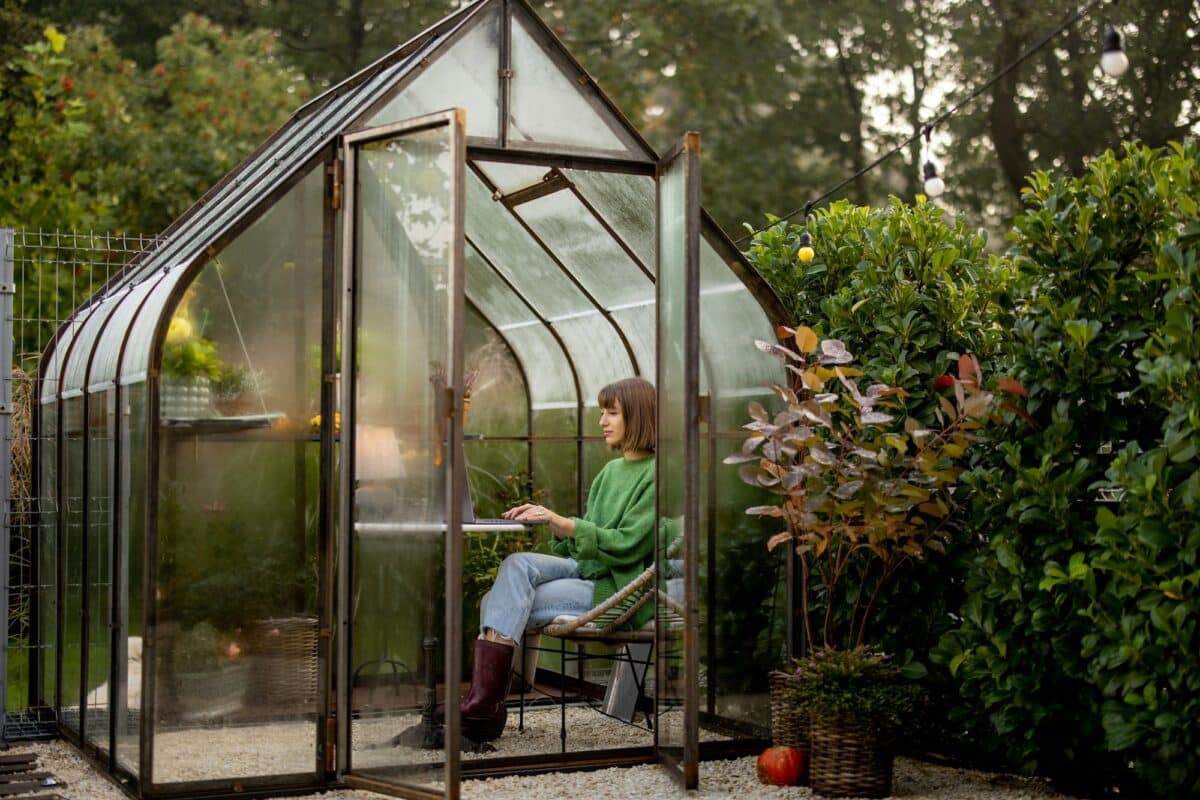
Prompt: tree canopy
<box><xmin>2</xmin><ymin>0</ymin><xmax>1197</xmax><ymax>238</ymax></box>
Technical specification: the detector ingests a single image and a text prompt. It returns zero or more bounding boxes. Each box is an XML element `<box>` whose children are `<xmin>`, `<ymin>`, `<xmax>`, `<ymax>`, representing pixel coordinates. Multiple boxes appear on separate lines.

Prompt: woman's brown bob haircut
<box><xmin>598</xmin><ymin>377</ymin><xmax>656</xmax><ymax>453</ymax></box>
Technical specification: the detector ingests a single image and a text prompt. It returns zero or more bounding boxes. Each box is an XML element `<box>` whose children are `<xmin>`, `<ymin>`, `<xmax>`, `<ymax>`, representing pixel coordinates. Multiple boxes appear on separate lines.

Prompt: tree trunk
<box><xmin>345</xmin><ymin>0</ymin><xmax>367</xmax><ymax>73</ymax></box>
<box><xmin>835</xmin><ymin>35</ymin><xmax>869</xmax><ymax>205</ymax></box>
<box><xmin>989</xmin><ymin>3</ymin><xmax>1031</xmax><ymax>197</ymax></box>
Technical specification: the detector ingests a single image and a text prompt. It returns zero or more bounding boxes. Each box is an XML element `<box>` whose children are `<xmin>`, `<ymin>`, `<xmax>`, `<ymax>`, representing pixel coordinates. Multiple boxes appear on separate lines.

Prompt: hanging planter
<box><xmin>161</xmin><ymin>375</ymin><xmax>215</xmax><ymax>418</ymax></box>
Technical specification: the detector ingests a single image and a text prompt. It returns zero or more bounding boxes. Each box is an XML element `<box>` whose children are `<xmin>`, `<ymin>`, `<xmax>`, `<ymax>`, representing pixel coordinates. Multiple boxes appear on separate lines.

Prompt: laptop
<box><xmin>457</xmin><ymin>437</ymin><xmax>531</xmax><ymax>533</ymax></box>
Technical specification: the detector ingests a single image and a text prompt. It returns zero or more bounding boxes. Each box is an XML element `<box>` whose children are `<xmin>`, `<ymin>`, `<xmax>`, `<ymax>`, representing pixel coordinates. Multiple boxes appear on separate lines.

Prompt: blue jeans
<box><xmin>479</xmin><ymin>553</ymin><xmax>594</xmax><ymax>642</ymax></box>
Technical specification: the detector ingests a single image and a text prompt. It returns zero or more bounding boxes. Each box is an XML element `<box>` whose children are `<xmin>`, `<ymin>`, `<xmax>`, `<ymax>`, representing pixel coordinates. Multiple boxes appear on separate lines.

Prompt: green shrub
<box><xmin>787</xmin><ymin>647</ymin><xmax>923</xmax><ymax>733</ymax></box>
<box><xmin>934</xmin><ymin>141</ymin><xmax>1200</xmax><ymax>797</ymax></box>
<box><xmin>744</xmin><ymin>198</ymin><xmax>1018</xmax><ymax>737</ymax></box>
<box><xmin>745</xmin><ymin>198</ymin><xmax>1018</xmax><ymax>422</ymax></box>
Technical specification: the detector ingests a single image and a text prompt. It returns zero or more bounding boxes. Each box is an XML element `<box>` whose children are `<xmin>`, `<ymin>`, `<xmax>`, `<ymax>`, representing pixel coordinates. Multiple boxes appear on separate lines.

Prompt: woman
<box><xmin>459</xmin><ymin>376</ymin><xmax>656</xmax><ymax>742</ymax></box>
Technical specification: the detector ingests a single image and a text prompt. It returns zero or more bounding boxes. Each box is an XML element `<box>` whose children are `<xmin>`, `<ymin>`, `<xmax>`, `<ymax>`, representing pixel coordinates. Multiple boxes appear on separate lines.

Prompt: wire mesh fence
<box><xmin>3</xmin><ymin>228</ymin><xmax>163</xmax><ymax>741</ymax></box>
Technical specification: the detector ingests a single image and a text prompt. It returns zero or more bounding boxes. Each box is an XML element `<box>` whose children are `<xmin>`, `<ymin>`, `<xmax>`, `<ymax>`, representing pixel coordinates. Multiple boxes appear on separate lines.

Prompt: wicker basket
<box><xmin>808</xmin><ymin>714</ymin><xmax>894</xmax><ymax>798</ymax></box>
<box><xmin>243</xmin><ymin>616</ymin><xmax>319</xmax><ymax>711</ymax></box>
<box><xmin>769</xmin><ymin>670</ymin><xmax>809</xmax><ymax>749</ymax></box>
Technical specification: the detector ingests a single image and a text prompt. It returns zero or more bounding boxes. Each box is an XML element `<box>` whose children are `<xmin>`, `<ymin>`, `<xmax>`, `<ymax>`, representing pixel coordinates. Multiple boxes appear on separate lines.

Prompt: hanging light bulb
<box><xmin>798</xmin><ymin>230</ymin><xmax>814</xmax><ymax>263</ymax></box>
<box><xmin>1100</xmin><ymin>24</ymin><xmax>1129</xmax><ymax>77</ymax></box>
<box><xmin>923</xmin><ymin>160</ymin><xmax>945</xmax><ymax>198</ymax></box>
<box><xmin>920</xmin><ymin>125</ymin><xmax>945</xmax><ymax>198</ymax></box>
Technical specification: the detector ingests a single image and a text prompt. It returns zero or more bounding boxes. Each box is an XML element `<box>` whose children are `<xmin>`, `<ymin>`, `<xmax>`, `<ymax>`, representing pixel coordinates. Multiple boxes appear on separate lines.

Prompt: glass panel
<box><xmin>530</xmin><ymin>442</ymin><xmax>577</xmax><ymax>521</ymax></box>
<box><xmin>116</xmin><ymin>384</ymin><xmax>146</xmax><ymax>775</ymax></box>
<box><xmin>531</xmin><ymin>405</ymin><xmax>576</xmax><ymax>438</ymax></box>
<box><xmin>40</xmin><ymin>320</ymin><xmax>80</xmax><ymax>402</ymax></box>
<box><xmin>61</xmin><ymin>396</ymin><xmax>85</xmax><ymax>733</ymax></box>
<box><xmin>84</xmin><ymin>390</ymin><xmax>115</xmax><ymax>753</ymax></box>
<box><xmin>91</xmin><ymin>277</ymin><xmax>164</xmax><ymax>390</ymax></box>
<box><xmin>553</xmin><ymin>317</ymin><xmax>632</xmax><ymax>406</ymax></box>
<box><xmin>655</xmin><ymin>144</ymin><xmax>691</xmax><ymax>766</ymax></box>
<box><xmin>368</xmin><ymin>6</ymin><xmax>501</xmax><ymax>139</ymax></box>
<box><xmin>348</xmin><ymin>125</ymin><xmax>453</xmax><ymax>784</ymax></box>
<box><xmin>516</xmin><ymin>192</ymin><xmax>652</xmax><ymax>309</ymax></box>
<box><xmin>706</xmin><ymin>437</ymin><xmax>786</xmax><ymax>734</ymax></box>
<box><xmin>463</xmin><ymin>305</ymin><xmax>528</xmax><ymax>439</ymax></box>
<box><xmin>465</xmin><ymin>243</ymin><xmax>575</xmax><ymax>415</ymax></box>
<box><xmin>473</xmin><ymin>161</ymin><xmax>552</xmax><ymax>196</ymax></box>
<box><xmin>63</xmin><ymin>297</ymin><xmax>118</xmax><ymax>394</ymax></box>
<box><xmin>465</xmin><ymin>171</ymin><xmax>579</xmax><ymax>319</ymax></box>
<box><xmin>465</xmin><ymin>172</ymin><xmax>632</xmax><ymax>395</ymax></box>
<box><xmin>151</xmin><ymin>165</ymin><xmax>324</xmax><ymax>786</ymax></box>
<box><xmin>565</xmin><ymin>170</ymin><xmax>656</xmax><ymax>271</ymax></box>
<box><xmin>698</xmin><ymin>238</ymin><xmax>778</xmax><ymax>432</ymax></box>
<box><xmin>119</xmin><ymin>270</ymin><xmax>190</xmax><ymax>385</ymax></box>
<box><xmin>611</xmin><ymin>306</ymin><xmax>656</xmax><ymax>386</ymax></box>
<box><xmin>508</xmin><ymin>12</ymin><xmax>633</xmax><ymax>155</ymax></box>
<box><xmin>38</xmin><ymin>404</ymin><xmax>58</xmax><ymax>709</ymax></box>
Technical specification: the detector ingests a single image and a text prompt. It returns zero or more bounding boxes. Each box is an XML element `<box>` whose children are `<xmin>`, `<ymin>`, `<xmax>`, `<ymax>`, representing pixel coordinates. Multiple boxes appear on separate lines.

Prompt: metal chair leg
<box><xmin>559</xmin><ymin>638</ymin><xmax>568</xmax><ymax>753</ymax></box>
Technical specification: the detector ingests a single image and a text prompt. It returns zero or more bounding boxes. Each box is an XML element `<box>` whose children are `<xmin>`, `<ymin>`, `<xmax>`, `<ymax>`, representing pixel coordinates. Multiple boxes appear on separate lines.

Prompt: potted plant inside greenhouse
<box><xmin>160</xmin><ymin>290</ymin><xmax>226</xmax><ymax>419</ymax></box>
<box><xmin>728</xmin><ymin>327</ymin><xmax>1021</xmax><ymax>797</ymax></box>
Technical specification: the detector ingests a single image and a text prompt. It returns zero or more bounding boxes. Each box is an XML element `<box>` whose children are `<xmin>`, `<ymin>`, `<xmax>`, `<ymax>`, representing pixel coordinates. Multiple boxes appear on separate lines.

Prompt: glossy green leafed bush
<box><xmin>744</xmin><ymin>198</ymin><xmax>1019</xmax><ymax>732</ymax></box>
<box><xmin>934</xmin><ymin>141</ymin><xmax>1200</xmax><ymax>797</ymax></box>
<box><xmin>745</xmin><ymin>198</ymin><xmax>1018</xmax><ymax>423</ymax></box>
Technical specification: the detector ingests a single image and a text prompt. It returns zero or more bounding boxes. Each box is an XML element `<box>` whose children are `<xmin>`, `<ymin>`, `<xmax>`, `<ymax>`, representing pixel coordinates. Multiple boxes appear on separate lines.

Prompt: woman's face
<box><xmin>600</xmin><ymin>400</ymin><xmax>626</xmax><ymax>449</ymax></box>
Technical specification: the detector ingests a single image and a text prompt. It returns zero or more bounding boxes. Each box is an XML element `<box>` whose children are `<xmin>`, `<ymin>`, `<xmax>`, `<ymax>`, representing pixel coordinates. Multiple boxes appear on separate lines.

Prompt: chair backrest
<box><xmin>536</xmin><ymin>564</ymin><xmax>685</xmax><ymax>642</ymax></box>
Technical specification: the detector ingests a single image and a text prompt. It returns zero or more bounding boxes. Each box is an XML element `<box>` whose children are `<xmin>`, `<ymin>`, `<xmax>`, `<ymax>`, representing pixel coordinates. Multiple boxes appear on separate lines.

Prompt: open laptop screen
<box><xmin>457</xmin><ymin>437</ymin><xmax>529</xmax><ymax>532</ymax></box>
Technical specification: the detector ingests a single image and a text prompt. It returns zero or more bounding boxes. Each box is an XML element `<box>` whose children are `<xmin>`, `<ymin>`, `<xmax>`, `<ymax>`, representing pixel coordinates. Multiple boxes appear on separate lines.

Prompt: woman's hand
<box><xmin>502</xmin><ymin>503</ymin><xmax>575</xmax><ymax>538</ymax></box>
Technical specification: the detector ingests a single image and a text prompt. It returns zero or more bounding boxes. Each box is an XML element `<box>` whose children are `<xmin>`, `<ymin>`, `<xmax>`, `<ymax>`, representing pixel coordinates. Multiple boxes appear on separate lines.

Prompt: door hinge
<box><xmin>329</xmin><ymin>159</ymin><xmax>343</xmax><ymax>211</ymax></box>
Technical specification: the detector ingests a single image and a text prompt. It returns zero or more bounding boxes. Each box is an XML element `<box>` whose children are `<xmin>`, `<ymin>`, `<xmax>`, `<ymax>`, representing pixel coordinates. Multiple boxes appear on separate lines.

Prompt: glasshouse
<box><xmin>33</xmin><ymin>0</ymin><xmax>792</xmax><ymax>797</ymax></box>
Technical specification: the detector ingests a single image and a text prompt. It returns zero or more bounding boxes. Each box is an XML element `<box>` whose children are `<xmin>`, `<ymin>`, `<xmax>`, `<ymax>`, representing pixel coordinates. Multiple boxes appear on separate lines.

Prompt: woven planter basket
<box><xmin>243</xmin><ymin>616</ymin><xmax>319</xmax><ymax>711</ymax></box>
<box><xmin>769</xmin><ymin>671</ymin><xmax>810</xmax><ymax>749</ymax></box>
<box><xmin>808</xmin><ymin>714</ymin><xmax>894</xmax><ymax>798</ymax></box>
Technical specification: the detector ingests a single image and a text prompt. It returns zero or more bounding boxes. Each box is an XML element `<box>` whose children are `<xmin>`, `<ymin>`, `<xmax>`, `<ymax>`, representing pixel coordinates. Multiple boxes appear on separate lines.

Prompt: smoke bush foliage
<box><xmin>934</xmin><ymin>141</ymin><xmax>1200</xmax><ymax>797</ymax></box>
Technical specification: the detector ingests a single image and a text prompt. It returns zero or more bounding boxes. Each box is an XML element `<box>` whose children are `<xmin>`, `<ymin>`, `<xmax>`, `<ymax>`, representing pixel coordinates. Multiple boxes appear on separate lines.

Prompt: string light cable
<box><xmin>734</xmin><ymin>0</ymin><xmax>1126</xmax><ymax>247</ymax></box>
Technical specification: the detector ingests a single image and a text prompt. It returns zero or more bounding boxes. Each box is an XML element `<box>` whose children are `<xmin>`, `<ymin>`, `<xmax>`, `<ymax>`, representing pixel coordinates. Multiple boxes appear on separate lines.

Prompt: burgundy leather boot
<box><xmin>459</xmin><ymin>638</ymin><xmax>515</xmax><ymax>742</ymax></box>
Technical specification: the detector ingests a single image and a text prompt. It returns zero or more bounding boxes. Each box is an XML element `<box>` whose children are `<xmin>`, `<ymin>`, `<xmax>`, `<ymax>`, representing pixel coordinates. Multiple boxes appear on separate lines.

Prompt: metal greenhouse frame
<box><xmin>32</xmin><ymin>1</ymin><xmax>791</xmax><ymax>797</ymax></box>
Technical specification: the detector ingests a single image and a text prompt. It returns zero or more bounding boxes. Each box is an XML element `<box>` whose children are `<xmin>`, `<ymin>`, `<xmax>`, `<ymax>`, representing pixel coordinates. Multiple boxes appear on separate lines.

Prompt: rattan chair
<box><xmin>517</xmin><ymin>563</ymin><xmax>685</xmax><ymax>751</ymax></box>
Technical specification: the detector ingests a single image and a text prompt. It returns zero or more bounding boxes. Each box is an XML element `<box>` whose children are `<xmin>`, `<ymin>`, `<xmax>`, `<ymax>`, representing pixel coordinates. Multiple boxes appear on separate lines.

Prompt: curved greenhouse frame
<box><xmin>35</xmin><ymin>2</ymin><xmax>792</xmax><ymax>798</ymax></box>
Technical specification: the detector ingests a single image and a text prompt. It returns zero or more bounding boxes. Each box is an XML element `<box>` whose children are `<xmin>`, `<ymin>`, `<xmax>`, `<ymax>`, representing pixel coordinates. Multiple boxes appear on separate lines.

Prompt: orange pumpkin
<box><xmin>756</xmin><ymin>745</ymin><xmax>806</xmax><ymax>786</ymax></box>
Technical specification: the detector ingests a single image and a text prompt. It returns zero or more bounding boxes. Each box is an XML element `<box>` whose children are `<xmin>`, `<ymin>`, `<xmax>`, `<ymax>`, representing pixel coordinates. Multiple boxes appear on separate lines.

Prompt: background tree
<box><xmin>0</xmin><ymin>25</ymin><xmax>115</xmax><ymax>231</ymax></box>
<box><xmin>9</xmin><ymin>0</ymin><xmax>1198</xmax><ymax>239</ymax></box>
<box><xmin>0</xmin><ymin>15</ymin><xmax>309</xmax><ymax>234</ymax></box>
<box><xmin>939</xmin><ymin>0</ymin><xmax>1200</xmax><ymax>229</ymax></box>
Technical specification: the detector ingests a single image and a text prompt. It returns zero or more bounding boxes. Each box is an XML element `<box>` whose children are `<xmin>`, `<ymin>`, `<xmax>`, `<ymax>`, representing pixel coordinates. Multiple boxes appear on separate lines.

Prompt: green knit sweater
<box><xmin>549</xmin><ymin>455</ymin><xmax>656</xmax><ymax>630</ymax></box>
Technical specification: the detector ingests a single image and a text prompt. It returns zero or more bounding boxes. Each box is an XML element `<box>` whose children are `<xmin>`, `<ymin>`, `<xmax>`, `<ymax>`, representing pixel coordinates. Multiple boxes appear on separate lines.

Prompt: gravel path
<box><xmin>20</xmin><ymin>738</ymin><xmax>1083</xmax><ymax>800</ymax></box>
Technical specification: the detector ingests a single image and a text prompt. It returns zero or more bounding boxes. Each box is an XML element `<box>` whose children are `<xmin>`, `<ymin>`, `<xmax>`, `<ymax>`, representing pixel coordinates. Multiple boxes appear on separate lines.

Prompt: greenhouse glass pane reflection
<box><xmin>34</xmin><ymin>2</ymin><xmax>790</xmax><ymax>798</ymax></box>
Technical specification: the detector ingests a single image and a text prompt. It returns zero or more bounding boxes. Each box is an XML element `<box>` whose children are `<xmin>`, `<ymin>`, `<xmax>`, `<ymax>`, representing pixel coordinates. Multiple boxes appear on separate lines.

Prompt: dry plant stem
<box><xmin>801</xmin><ymin>555</ymin><xmax>814</xmax><ymax>653</ymax></box>
<box><xmin>855</xmin><ymin>557</ymin><xmax>899</xmax><ymax>648</ymax></box>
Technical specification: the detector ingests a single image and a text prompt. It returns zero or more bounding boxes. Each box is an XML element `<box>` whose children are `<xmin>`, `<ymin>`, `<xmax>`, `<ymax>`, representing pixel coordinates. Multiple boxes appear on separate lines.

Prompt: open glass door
<box><xmin>338</xmin><ymin>109</ymin><xmax>467</xmax><ymax>799</ymax></box>
<box><xmin>655</xmin><ymin>132</ymin><xmax>701</xmax><ymax>788</ymax></box>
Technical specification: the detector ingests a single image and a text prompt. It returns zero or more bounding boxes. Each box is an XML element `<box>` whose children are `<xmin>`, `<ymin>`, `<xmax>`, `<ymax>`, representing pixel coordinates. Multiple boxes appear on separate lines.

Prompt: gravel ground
<box><xmin>19</xmin><ymin>737</ymin><xmax>1083</xmax><ymax>800</ymax></box>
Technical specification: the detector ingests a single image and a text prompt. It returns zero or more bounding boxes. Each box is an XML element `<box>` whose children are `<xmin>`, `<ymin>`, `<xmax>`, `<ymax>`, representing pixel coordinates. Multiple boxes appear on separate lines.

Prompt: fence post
<box><xmin>0</xmin><ymin>227</ymin><xmax>15</xmax><ymax>741</ymax></box>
